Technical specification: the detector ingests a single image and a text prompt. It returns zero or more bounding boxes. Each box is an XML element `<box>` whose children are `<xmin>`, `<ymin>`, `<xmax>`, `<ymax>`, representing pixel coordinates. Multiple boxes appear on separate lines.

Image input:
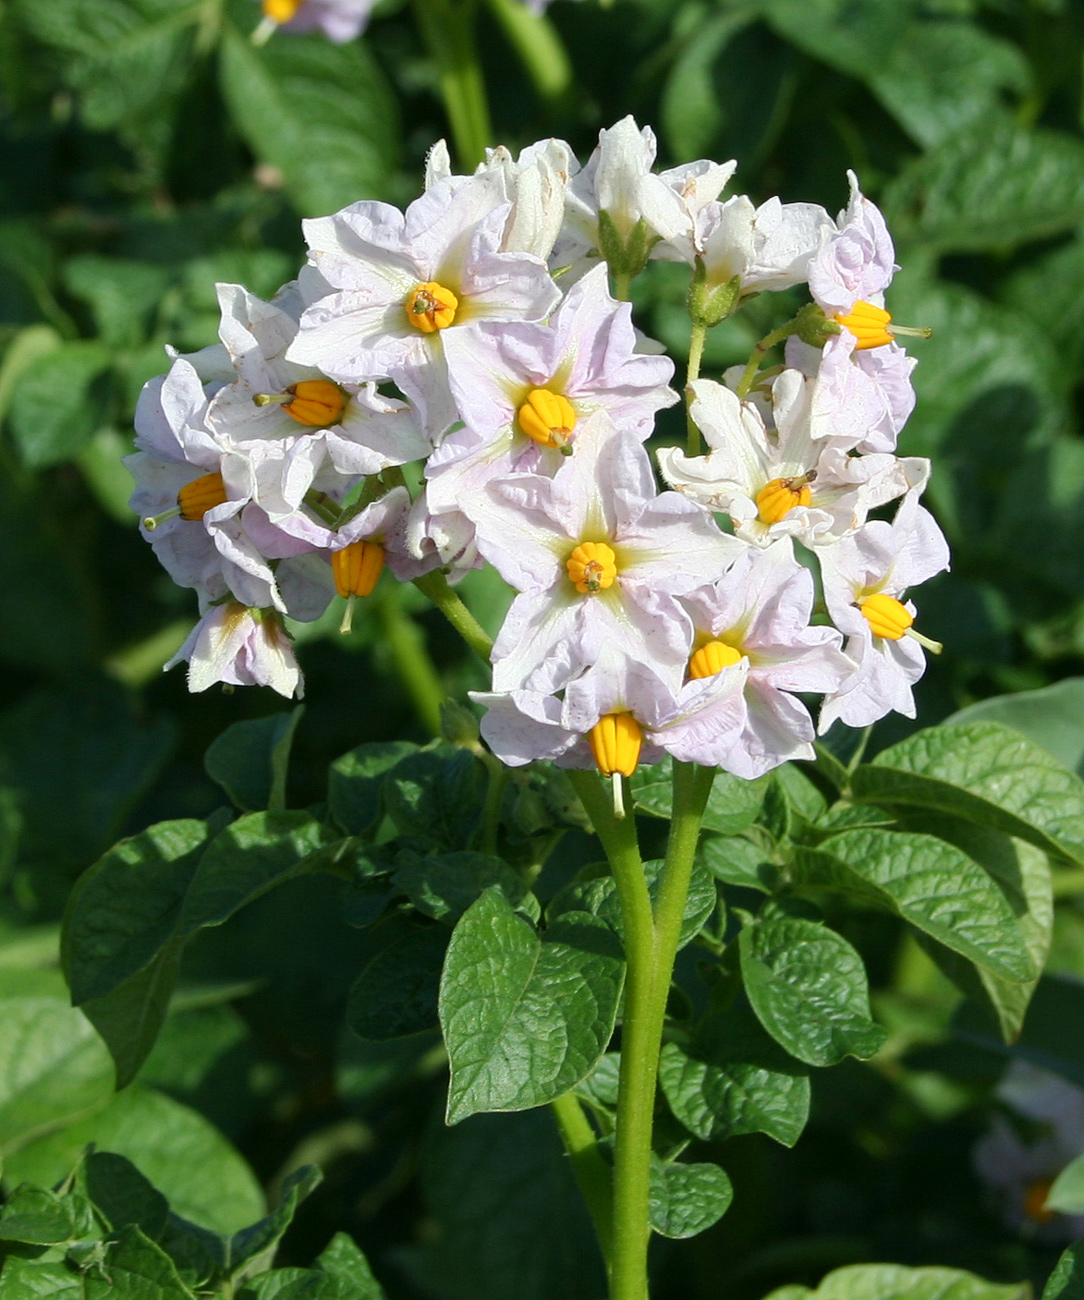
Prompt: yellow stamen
<box><xmin>405</xmin><ymin>281</ymin><xmax>459</xmax><ymax>333</ymax></box>
<box><xmin>176</xmin><ymin>472</ymin><xmax>228</xmax><ymax>523</ymax></box>
<box><xmin>688</xmin><ymin>640</ymin><xmax>743</xmax><ymax>680</ymax></box>
<box><xmin>1024</xmin><ymin>1179</ymin><xmax>1055</xmax><ymax>1224</ymax></box>
<box><xmin>835</xmin><ymin>299</ymin><xmax>932</xmax><ymax>351</ymax></box>
<box><xmin>755</xmin><ymin>475</ymin><xmax>813</xmax><ymax>525</ymax></box>
<box><xmin>588</xmin><ymin>712</ymin><xmax>642</xmax><ymax>819</ymax></box>
<box><xmin>859</xmin><ymin>592</ymin><xmax>943</xmax><ymax>654</ymax></box>
<box><xmin>254</xmin><ymin>380</ymin><xmax>346</xmax><ymax>428</ymax></box>
<box><xmin>262</xmin><ymin>0</ymin><xmax>302</xmax><ymax>20</ymax></box>
<box><xmin>517</xmin><ymin>388</ymin><xmax>577</xmax><ymax>454</ymax></box>
<box><xmin>566</xmin><ymin>541</ymin><xmax>617</xmax><ymax>594</ymax></box>
<box><xmin>333</xmin><ymin>541</ymin><xmax>385</xmax><ymax>635</ymax></box>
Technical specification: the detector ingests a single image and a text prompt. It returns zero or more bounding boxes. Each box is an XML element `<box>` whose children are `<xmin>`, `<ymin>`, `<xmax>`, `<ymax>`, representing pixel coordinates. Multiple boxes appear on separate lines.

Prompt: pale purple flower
<box><xmin>286</xmin><ymin>173</ymin><xmax>561</xmax><ymax>436</ymax></box>
<box><xmin>807</xmin><ymin>170</ymin><xmax>897</xmax><ymax>316</ymax></box>
<box><xmin>208</xmin><ymin>283</ymin><xmax>430</xmax><ymax>481</ymax></box>
<box><xmin>818</xmin><ymin>488</ymin><xmax>950</xmax><ymax>731</ymax></box>
<box><xmin>472</xmin><ymin>414</ymin><xmax>744</xmax><ymax>694</ymax></box>
<box><xmin>472</xmin><ymin>645</ymin><xmax>747</xmax><ymax>773</ymax></box>
<box><xmin>679</xmin><ymin>541</ymin><xmax>852</xmax><ymax>778</ymax></box>
<box><xmin>253</xmin><ymin>0</ymin><xmax>373</xmax><ymax>44</ymax></box>
<box><xmin>167</xmin><ymin>601</ymin><xmax>303</xmax><ymax>698</ymax></box>
<box><xmin>658</xmin><ymin>371</ymin><xmax>924</xmax><ymax>548</ymax></box>
<box><xmin>427</xmin><ymin>264</ymin><xmax>677</xmax><ymax>524</ymax></box>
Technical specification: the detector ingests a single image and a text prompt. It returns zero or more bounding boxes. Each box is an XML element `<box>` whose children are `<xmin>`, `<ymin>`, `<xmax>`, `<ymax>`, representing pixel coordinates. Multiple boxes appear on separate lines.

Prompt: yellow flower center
<box><xmin>566</xmin><ymin>541</ymin><xmax>617</xmax><ymax>595</ymax></box>
<box><xmin>333</xmin><ymin>540</ymin><xmax>385</xmax><ymax>599</ymax></box>
<box><xmin>405</xmin><ymin>281</ymin><xmax>459</xmax><ymax>333</ymax></box>
<box><xmin>859</xmin><ymin>592</ymin><xmax>913</xmax><ymax>640</ymax></box>
<box><xmin>517</xmin><ymin>388</ymin><xmax>577</xmax><ymax>453</ymax></box>
<box><xmin>588</xmin><ymin>712</ymin><xmax>642</xmax><ymax>778</ymax></box>
<box><xmin>262</xmin><ymin>0</ymin><xmax>303</xmax><ymax>20</ymax></box>
<box><xmin>835</xmin><ymin>300</ymin><xmax>933</xmax><ymax>351</ymax></box>
<box><xmin>287</xmin><ymin>380</ymin><xmax>348</xmax><ymax>428</ymax></box>
<box><xmin>688</xmin><ymin>640</ymin><xmax>743</xmax><ymax>680</ymax></box>
<box><xmin>177</xmin><ymin>472</ymin><xmax>228</xmax><ymax>522</ymax></box>
<box><xmin>755</xmin><ymin>475</ymin><xmax>813</xmax><ymax>525</ymax></box>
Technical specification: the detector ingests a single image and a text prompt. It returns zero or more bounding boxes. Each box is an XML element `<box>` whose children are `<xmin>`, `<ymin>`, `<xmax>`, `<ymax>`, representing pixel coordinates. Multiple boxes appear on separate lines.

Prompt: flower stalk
<box><xmin>412</xmin><ymin>0</ymin><xmax>492</xmax><ymax>171</ymax></box>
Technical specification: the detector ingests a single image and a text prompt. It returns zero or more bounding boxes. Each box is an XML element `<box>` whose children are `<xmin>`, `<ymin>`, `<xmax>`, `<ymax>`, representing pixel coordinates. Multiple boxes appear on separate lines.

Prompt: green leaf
<box><xmin>63</xmin><ymin>256</ymin><xmax>172</xmax><ymax>349</ymax></box>
<box><xmin>205</xmin><ymin>708</ymin><xmax>304</xmax><ymax>813</ymax></box>
<box><xmin>84</xmin><ymin>1223</ymin><xmax>198</xmax><ymax>1298</ymax></box>
<box><xmin>63</xmin><ymin>819</ymin><xmax>212</xmax><ymax>1005</ymax></box>
<box><xmin>648</xmin><ymin>1156</ymin><xmax>732</xmax><ymax>1239</ymax></box>
<box><xmin>698</xmin><ymin>835</ymin><xmax>775</xmax><ymax>893</ymax></box>
<box><xmin>383</xmin><ymin>748</ymin><xmax>486</xmax><ymax>850</ymax></box>
<box><xmin>659</xmin><ymin>999</ymin><xmax>810</xmax><ymax>1146</ymax></box>
<box><xmin>328</xmin><ymin>742</ymin><xmax>418</xmax><ymax>837</ymax></box>
<box><xmin>0</xmin><ymin>1183</ymin><xmax>98</xmax><ymax>1244</ymax></box>
<box><xmin>81</xmin><ymin>1150</ymin><xmax>170</xmax><ymax>1238</ymax></box>
<box><xmin>4</xmin><ymin>1087</ymin><xmax>264</xmax><ymax>1235</ymax></box>
<box><xmin>910</xmin><ymin>813</ymin><xmax>1052</xmax><ymax>1042</ymax></box>
<box><xmin>393</xmin><ymin>850</ymin><xmax>532</xmax><ymax>923</ymax></box>
<box><xmin>953</xmin><ymin>975</ymin><xmax>1084</xmax><ymax>1088</ymax></box>
<box><xmin>1046</xmin><ymin>1151</ymin><xmax>1084</xmax><ymax>1214</ymax></box>
<box><xmin>631</xmin><ymin>758</ymin><xmax>766</xmax><ymax>834</ymax></box>
<box><xmin>852</xmin><ymin>723</ymin><xmax>1084</xmax><ymax>867</ymax></box>
<box><xmin>179</xmin><ymin>812</ymin><xmax>333</xmax><ymax>935</ymax></box>
<box><xmin>548</xmin><ymin>856</ymin><xmax>716</xmax><ymax>950</ymax></box>
<box><xmin>660</xmin><ymin>11</ymin><xmax>753</xmax><ymax>162</ymax></box>
<box><xmin>440</xmin><ymin>891</ymin><xmax>624</xmax><ymax>1124</ymax></box>
<box><xmin>762</xmin><ymin>1263</ymin><xmax>1026</xmax><ymax>1300</ymax></box>
<box><xmin>1044</xmin><ymin>1242</ymin><xmax>1084</xmax><ymax>1300</ymax></box>
<box><xmin>347</xmin><ymin>921</ymin><xmax>447</xmax><ymax>1041</ymax></box>
<box><xmin>412</xmin><ymin>1108</ymin><xmax>606</xmax><ymax>1300</ymax></box>
<box><xmin>0</xmin><ymin>995</ymin><xmax>114</xmax><ymax>1152</ymax></box>
<box><xmin>0</xmin><ymin>681</ymin><xmax>175</xmax><ymax>872</ymax></box>
<box><xmin>315</xmin><ymin>1232</ymin><xmax>386</xmax><ymax>1296</ymax></box>
<box><xmin>739</xmin><ymin>913</ymin><xmax>886</xmax><ymax>1067</ymax></box>
<box><xmin>224</xmin><ymin>1166</ymin><xmax>322</xmax><ymax>1279</ymax></box>
<box><xmin>8</xmin><ymin>340</ymin><xmax>113</xmax><ymax>468</ymax></box>
<box><xmin>0</xmin><ymin>324</ymin><xmax>63</xmax><ymax>421</ymax></box>
<box><xmin>794</xmin><ymin>828</ymin><xmax>1035</xmax><ymax>983</ymax></box>
<box><xmin>867</xmin><ymin>22</ymin><xmax>1030</xmax><ymax>149</ymax></box>
<box><xmin>946</xmin><ymin>678</ymin><xmax>1084</xmax><ymax>779</ymax></box>
<box><xmin>884</xmin><ymin>118</ymin><xmax>1084</xmax><ymax>253</ymax></box>
<box><xmin>219</xmin><ymin>26</ymin><xmax>401</xmax><ymax>217</ymax></box>
<box><xmin>13</xmin><ymin>0</ymin><xmax>201</xmax><ymax>132</ymax></box>
<box><xmin>80</xmin><ymin>943</ymin><xmax>182</xmax><ymax>1088</ymax></box>
<box><xmin>762</xmin><ymin>0</ymin><xmax>912</xmax><ymax>77</ymax></box>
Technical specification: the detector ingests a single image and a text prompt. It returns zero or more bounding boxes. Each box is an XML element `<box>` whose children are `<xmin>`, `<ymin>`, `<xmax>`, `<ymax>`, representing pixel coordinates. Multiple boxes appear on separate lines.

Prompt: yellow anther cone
<box><xmin>177</xmin><ymin>472</ymin><xmax>228</xmax><ymax>522</ymax></box>
<box><xmin>517</xmin><ymin>388</ymin><xmax>577</xmax><ymax>452</ymax></box>
<box><xmin>589</xmin><ymin>711</ymin><xmax>642</xmax><ymax>819</ymax></box>
<box><xmin>566</xmin><ymin>541</ymin><xmax>617</xmax><ymax>594</ymax></box>
<box><xmin>405</xmin><ymin>282</ymin><xmax>459</xmax><ymax>333</ymax></box>
<box><xmin>756</xmin><ymin>477</ymin><xmax>811</xmax><ymax>525</ymax></box>
<box><xmin>262</xmin><ymin>0</ymin><xmax>302</xmax><ymax>21</ymax></box>
<box><xmin>283</xmin><ymin>380</ymin><xmax>347</xmax><ymax>428</ymax></box>
<box><xmin>333</xmin><ymin>540</ymin><xmax>385</xmax><ymax>599</ymax></box>
<box><xmin>688</xmin><ymin>640</ymin><xmax>743</xmax><ymax>680</ymax></box>
<box><xmin>859</xmin><ymin>592</ymin><xmax>913</xmax><ymax>640</ymax></box>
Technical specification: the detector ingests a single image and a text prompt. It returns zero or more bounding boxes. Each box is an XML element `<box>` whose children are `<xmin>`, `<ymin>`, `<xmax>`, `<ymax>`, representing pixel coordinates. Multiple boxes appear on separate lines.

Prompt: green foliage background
<box><xmin>3</xmin><ymin>0</ymin><xmax>1084</xmax><ymax>1296</ymax></box>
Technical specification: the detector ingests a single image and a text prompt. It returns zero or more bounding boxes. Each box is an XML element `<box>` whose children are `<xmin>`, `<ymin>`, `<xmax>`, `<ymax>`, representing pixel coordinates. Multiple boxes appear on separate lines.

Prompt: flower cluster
<box><xmin>130</xmin><ymin>116</ymin><xmax>948</xmax><ymax>799</ymax></box>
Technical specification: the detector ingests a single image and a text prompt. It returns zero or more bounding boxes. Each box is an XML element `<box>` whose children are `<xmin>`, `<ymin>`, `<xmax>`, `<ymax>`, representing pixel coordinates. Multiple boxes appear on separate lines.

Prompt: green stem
<box><xmin>685</xmin><ymin>320</ymin><xmax>708</xmax><ymax>457</ymax></box>
<box><xmin>413</xmin><ymin>0</ymin><xmax>492</xmax><ymax>170</ymax></box>
<box><xmin>613</xmin><ymin>271</ymin><xmax>632</xmax><ymax>302</ymax></box>
<box><xmin>484</xmin><ymin>0</ymin><xmax>572</xmax><ymax>103</ymax></box>
<box><xmin>413</xmin><ymin>570</ymin><xmax>494</xmax><ymax>663</ymax></box>
<box><xmin>376</xmin><ymin>587</ymin><xmax>444</xmax><ymax>738</ymax></box>
<box><xmin>735</xmin><ymin>319</ymin><xmax>801</xmax><ymax>399</ymax></box>
<box><xmin>570</xmin><ymin>764</ymin><xmax>714</xmax><ymax>1300</ymax></box>
<box><xmin>478</xmin><ymin>759</ymin><xmax>508</xmax><ymax>856</ymax></box>
<box><xmin>550</xmin><ymin>1091</ymin><xmax>614</xmax><ymax>1266</ymax></box>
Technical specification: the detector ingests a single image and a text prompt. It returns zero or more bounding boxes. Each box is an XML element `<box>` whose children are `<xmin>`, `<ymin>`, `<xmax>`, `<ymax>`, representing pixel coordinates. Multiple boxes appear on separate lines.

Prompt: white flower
<box><xmin>472</xmin><ymin>413</ymin><xmax>743</xmax><ymax>694</ymax></box>
<box><xmin>167</xmin><ymin>601</ymin><xmax>303</xmax><ymax>698</ymax></box>
<box><xmin>818</xmin><ymin>488</ymin><xmax>949</xmax><ymax>731</ymax></box>
<box><xmin>286</xmin><ymin>173</ymin><xmax>561</xmax><ymax>436</ymax></box>
<box><xmin>658</xmin><ymin>371</ymin><xmax>923</xmax><ymax>548</ymax></box>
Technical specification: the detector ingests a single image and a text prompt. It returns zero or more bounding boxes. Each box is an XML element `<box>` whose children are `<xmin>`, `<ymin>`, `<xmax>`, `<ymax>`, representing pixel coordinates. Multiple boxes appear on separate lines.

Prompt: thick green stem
<box><xmin>376</xmin><ymin>587</ymin><xmax>444</xmax><ymax>738</ymax></box>
<box><xmin>550</xmin><ymin>1091</ymin><xmax>614</xmax><ymax>1266</ymax></box>
<box><xmin>413</xmin><ymin>570</ymin><xmax>494</xmax><ymax>663</ymax></box>
<box><xmin>484</xmin><ymin>0</ymin><xmax>572</xmax><ymax>103</ymax></box>
<box><xmin>685</xmin><ymin>321</ymin><xmax>708</xmax><ymax>457</ymax></box>
<box><xmin>570</xmin><ymin>764</ymin><xmax>714</xmax><ymax>1300</ymax></box>
<box><xmin>613</xmin><ymin>271</ymin><xmax>632</xmax><ymax>302</ymax></box>
<box><xmin>413</xmin><ymin>0</ymin><xmax>492</xmax><ymax>170</ymax></box>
